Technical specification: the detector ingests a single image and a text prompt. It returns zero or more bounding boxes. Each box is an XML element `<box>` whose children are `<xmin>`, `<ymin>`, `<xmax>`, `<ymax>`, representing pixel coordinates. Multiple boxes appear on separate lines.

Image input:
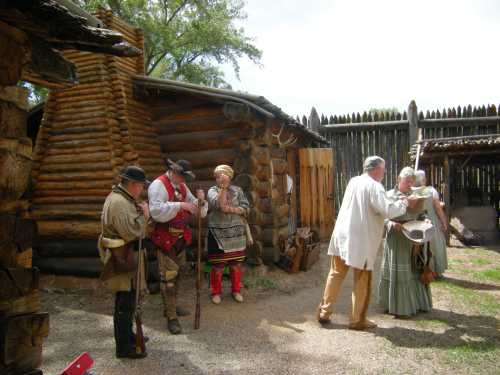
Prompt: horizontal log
<box><xmin>47</xmin><ymin>124</ymin><xmax>108</xmax><ymax>136</ymax></box>
<box><xmin>34</xmin><ymin>256</ymin><xmax>102</xmax><ymax>277</ymax></box>
<box><xmin>233</xmin><ymin>173</ymin><xmax>258</xmax><ymax>191</ymax></box>
<box><xmin>39</xmin><ymin>161</ymin><xmax>112</xmax><ymax>173</ymax></box>
<box><xmin>42</xmin><ymin>151</ymin><xmax>110</xmax><ymax>164</ymax></box>
<box><xmin>43</xmin><ymin>145</ymin><xmax>112</xmax><ymax>157</ymax></box>
<box><xmin>234</xmin><ymin>155</ymin><xmax>259</xmax><ymax>174</ymax></box>
<box><xmin>35</xmin><ymin>239</ymin><xmax>99</xmax><ymax>258</ymax></box>
<box><xmin>33</xmin><ymin>195</ymin><xmax>106</xmax><ymax>205</ymax></box>
<box><xmin>166</xmin><ymin>148</ymin><xmax>237</xmax><ymax>169</ymax></box>
<box><xmin>275</xmin><ymin>204</ymin><xmax>290</xmax><ymax>218</ymax></box>
<box><xmin>32</xmin><ymin>209</ymin><xmax>101</xmax><ymax>220</ymax></box>
<box><xmin>37</xmin><ymin>220</ymin><xmax>101</xmax><ymax>239</ymax></box>
<box><xmin>0</xmin><ymin>200</ymin><xmax>29</xmax><ymax>214</ymax></box>
<box><xmin>48</xmin><ymin>138</ymin><xmax>109</xmax><ymax>149</ymax></box>
<box><xmin>159</xmin><ymin>128</ymin><xmax>248</xmax><ymax>153</ymax></box>
<box><xmin>0</xmin><ymin>267</ymin><xmax>39</xmax><ymax>300</ymax></box>
<box><xmin>34</xmin><ymin>189</ymin><xmax>111</xmax><ymax>198</ymax></box>
<box><xmin>36</xmin><ymin>170</ymin><xmax>115</xmax><ymax>182</ymax></box>
<box><xmin>152</xmin><ymin>104</ymin><xmax>223</xmax><ymax>122</ymax></box>
<box><xmin>34</xmin><ymin>180</ymin><xmax>112</xmax><ymax>190</ymax></box>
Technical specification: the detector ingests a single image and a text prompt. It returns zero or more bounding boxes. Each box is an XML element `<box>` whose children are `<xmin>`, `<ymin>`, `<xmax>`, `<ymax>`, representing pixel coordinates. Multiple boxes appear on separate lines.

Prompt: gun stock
<box><xmin>194</xmin><ymin>193</ymin><xmax>203</xmax><ymax>329</ymax></box>
<box><xmin>134</xmin><ymin>235</ymin><xmax>146</xmax><ymax>353</ymax></box>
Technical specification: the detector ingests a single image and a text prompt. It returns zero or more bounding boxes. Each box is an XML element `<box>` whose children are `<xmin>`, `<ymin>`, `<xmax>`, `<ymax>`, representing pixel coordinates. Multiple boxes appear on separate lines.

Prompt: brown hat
<box><xmin>166</xmin><ymin>159</ymin><xmax>196</xmax><ymax>181</ymax></box>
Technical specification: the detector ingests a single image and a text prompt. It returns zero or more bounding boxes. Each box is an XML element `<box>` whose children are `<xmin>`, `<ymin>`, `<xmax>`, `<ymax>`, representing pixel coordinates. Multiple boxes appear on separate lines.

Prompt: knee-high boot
<box><xmin>114</xmin><ymin>291</ymin><xmax>134</xmax><ymax>356</ymax></box>
<box><xmin>229</xmin><ymin>263</ymin><xmax>242</xmax><ymax>294</ymax></box>
<box><xmin>210</xmin><ymin>266</ymin><xmax>223</xmax><ymax>296</ymax></box>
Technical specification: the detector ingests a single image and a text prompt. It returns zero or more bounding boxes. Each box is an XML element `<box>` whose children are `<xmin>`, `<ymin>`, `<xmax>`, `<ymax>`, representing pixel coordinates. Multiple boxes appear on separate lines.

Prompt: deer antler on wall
<box><xmin>272</xmin><ymin>124</ymin><xmax>297</xmax><ymax>148</ymax></box>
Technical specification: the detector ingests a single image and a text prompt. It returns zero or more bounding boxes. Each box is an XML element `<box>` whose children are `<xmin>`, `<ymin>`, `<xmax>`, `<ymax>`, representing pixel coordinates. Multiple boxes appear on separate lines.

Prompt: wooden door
<box><xmin>299</xmin><ymin>148</ymin><xmax>334</xmax><ymax>239</ymax></box>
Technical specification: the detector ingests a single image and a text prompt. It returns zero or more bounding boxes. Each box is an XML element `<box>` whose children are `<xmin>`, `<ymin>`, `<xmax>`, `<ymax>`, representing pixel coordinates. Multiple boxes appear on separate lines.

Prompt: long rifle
<box><xmin>194</xmin><ymin>193</ymin><xmax>203</xmax><ymax>329</ymax></box>
<box><xmin>135</xmin><ymin>233</ymin><xmax>146</xmax><ymax>354</ymax></box>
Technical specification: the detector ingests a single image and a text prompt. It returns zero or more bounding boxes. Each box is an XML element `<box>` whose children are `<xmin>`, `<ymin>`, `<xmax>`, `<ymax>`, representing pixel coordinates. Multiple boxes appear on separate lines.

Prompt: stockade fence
<box><xmin>300</xmin><ymin>101</ymin><xmax>500</xmax><ymax>212</ymax></box>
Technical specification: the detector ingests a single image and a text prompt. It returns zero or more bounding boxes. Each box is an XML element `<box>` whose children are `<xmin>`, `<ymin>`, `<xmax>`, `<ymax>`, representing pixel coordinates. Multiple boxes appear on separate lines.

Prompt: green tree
<box><xmin>76</xmin><ymin>0</ymin><xmax>262</xmax><ymax>88</ymax></box>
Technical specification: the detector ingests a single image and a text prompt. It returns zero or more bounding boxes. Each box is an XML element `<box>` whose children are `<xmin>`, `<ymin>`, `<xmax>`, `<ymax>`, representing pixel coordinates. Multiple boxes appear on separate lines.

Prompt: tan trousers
<box><xmin>318</xmin><ymin>256</ymin><xmax>372</xmax><ymax>324</ymax></box>
<box><xmin>157</xmin><ymin>245</ymin><xmax>186</xmax><ymax>320</ymax></box>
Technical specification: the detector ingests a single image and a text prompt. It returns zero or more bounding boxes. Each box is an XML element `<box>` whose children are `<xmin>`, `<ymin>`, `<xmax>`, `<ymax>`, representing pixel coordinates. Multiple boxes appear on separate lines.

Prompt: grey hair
<box><xmin>363</xmin><ymin>156</ymin><xmax>385</xmax><ymax>172</ymax></box>
<box><xmin>414</xmin><ymin>170</ymin><xmax>426</xmax><ymax>186</ymax></box>
<box><xmin>399</xmin><ymin>166</ymin><xmax>415</xmax><ymax>179</ymax></box>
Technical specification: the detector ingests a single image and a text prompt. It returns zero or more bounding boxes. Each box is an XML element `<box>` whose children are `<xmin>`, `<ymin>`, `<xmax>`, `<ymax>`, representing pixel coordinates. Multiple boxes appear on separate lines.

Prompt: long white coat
<box><xmin>328</xmin><ymin>174</ymin><xmax>407</xmax><ymax>270</ymax></box>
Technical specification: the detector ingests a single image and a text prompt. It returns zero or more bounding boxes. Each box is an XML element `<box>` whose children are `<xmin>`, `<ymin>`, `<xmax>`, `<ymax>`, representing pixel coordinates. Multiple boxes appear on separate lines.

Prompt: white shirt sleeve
<box><xmin>185</xmin><ymin>185</ymin><xmax>208</xmax><ymax>218</ymax></box>
<box><xmin>370</xmin><ymin>182</ymin><xmax>407</xmax><ymax>219</ymax></box>
<box><xmin>148</xmin><ymin>179</ymin><xmax>181</xmax><ymax>223</ymax></box>
<box><xmin>429</xmin><ymin>186</ymin><xmax>440</xmax><ymax>200</ymax></box>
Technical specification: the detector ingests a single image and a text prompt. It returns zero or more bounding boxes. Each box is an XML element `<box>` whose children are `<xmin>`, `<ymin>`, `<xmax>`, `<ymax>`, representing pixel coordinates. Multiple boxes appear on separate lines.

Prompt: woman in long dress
<box><xmin>207</xmin><ymin>164</ymin><xmax>250</xmax><ymax>304</ymax></box>
<box><xmin>378</xmin><ymin>167</ymin><xmax>432</xmax><ymax>318</ymax></box>
<box><xmin>414</xmin><ymin>170</ymin><xmax>448</xmax><ymax>278</ymax></box>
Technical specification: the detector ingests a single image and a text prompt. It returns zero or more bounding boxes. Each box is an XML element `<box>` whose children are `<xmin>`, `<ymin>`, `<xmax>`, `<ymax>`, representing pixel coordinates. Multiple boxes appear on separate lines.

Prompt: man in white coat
<box><xmin>317</xmin><ymin>156</ymin><xmax>417</xmax><ymax>330</ymax></box>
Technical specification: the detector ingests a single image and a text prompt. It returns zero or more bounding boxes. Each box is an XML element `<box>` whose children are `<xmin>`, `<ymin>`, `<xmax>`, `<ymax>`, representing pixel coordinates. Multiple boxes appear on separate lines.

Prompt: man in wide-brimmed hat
<box><xmin>98</xmin><ymin>165</ymin><xmax>150</xmax><ymax>359</ymax></box>
<box><xmin>148</xmin><ymin>159</ymin><xmax>207</xmax><ymax>334</ymax></box>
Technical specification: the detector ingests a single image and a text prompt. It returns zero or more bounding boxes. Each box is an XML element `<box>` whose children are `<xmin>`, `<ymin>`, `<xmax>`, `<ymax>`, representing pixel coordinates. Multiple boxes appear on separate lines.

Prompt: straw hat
<box><xmin>402</xmin><ymin>220</ymin><xmax>435</xmax><ymax>244</ymax></box>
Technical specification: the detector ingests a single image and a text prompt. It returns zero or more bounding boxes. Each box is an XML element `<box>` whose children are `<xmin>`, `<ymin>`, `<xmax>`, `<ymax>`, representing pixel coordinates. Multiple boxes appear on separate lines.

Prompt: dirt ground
<box><xmin>39</xmin><ymin>244</ymin><xmax>499</xmax><ymax>375</ymax></box>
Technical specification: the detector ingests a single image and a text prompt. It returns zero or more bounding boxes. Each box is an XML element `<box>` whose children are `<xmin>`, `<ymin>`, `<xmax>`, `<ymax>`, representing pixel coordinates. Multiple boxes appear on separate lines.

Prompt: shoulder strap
<box><xmin>158</xmin><ymin>174</ymin><xmax>175</xmax><ymax>201</ymax></box>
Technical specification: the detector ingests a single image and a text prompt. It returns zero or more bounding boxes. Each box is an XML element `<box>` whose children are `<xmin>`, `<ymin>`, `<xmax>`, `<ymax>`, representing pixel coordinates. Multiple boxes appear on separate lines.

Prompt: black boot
<box><xmin>168</xmin><ymin>318</ymin><xmax>182</xmax><ymax>335</ymax></box>
<box><xmin>176</xmin><ymin>306</ymin><xmax>191</xmax><ymax>317</ymax></box>
<box><xmin>115</xmin><ymin>291</ymin><xmax>147</xmax><ymax>359</ymax></box>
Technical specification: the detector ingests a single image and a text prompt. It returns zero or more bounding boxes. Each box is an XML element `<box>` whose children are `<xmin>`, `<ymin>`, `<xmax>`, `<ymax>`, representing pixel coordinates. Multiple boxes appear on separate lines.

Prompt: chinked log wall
<box><xmin>32</xmin><ymin>11</ymin><xmax>163</xmax><ymax>247</ymax></box>
<box><xmin>152</xmin><ymin>103</ymin><xmax>291</xmax><ymax>264</ymax></box>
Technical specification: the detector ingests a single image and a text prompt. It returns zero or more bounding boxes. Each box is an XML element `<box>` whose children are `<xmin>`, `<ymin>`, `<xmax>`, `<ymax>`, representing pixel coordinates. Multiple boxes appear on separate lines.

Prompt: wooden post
<box><xmin>443</xmin><ymin>155</ymin><xmax>451</xmax><ymax>245</ymax></box>
<box><xmin>309</xmin><ymin>107</ymin><xmax>320</xmax><ymax>132</ymax></box>
<box><xmin>408</xmin><ymin>100</ymin><xmax>418</xmax><ymax>149</ymax></box>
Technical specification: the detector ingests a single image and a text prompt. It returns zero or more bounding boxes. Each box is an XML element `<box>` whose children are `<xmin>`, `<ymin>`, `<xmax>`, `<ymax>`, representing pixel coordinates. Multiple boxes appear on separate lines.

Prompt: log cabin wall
<box><xmin>31</xmin><ymin>12</ymin><xmax>163</xmax><ymax>258</ymax></box>
<box><xmin>148</xmin><ymin>99</ymin><xmax>269</xmax><ymax>263</ymax></box>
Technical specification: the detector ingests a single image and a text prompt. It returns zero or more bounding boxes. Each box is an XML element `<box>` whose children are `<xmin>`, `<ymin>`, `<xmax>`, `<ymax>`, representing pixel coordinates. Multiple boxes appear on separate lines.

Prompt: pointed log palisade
<box><xmin>0</xmin><ymin>1</ymin><xmax>140</xmax><ymax>374</ymax></box>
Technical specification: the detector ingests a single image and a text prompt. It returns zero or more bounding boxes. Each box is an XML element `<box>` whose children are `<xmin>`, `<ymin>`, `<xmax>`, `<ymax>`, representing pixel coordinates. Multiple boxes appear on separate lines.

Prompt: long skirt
<box><xmin>427</xmin><ymin>209</ymin><xmax>448</xmax><ymax>275</ymax></box>
<box><xmin>378</xmin><ymin>230</ymin><xmax>432</xmax><ymax>316</ymax></box>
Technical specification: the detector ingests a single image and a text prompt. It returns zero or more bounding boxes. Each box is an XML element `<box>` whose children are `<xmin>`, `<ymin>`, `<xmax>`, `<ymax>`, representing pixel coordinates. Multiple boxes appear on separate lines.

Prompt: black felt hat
<box><xmin>166</xmin><ymin>159</ymin><xmax>196</xmax><ymax>181</ymax></box>
<box><xmin>119</xmin><ymin>165</ymin><xmax>150</xmax><ymax>184</ymax></box>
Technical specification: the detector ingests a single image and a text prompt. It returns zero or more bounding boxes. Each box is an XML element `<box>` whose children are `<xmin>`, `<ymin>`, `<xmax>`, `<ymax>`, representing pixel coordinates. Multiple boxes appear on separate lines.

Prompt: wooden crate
<box><xmin>300</xmin><ymin>242</ymin><xmax>321</xmax><ymax>271</ymax></box>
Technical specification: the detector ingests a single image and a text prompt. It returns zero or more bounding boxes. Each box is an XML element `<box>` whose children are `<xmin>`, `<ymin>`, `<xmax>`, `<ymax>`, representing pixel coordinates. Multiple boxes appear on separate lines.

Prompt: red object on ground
<box><xmin>60</xmin><ymin>352</ymin><xmax>94</xmax><ymax>375</ymax></box>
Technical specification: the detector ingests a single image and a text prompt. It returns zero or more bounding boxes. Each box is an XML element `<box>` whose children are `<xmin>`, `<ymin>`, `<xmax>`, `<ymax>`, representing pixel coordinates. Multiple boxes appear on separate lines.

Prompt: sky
<box><xmin>223</xmin><ymin>0</ymin><xmax>500</xmax><ymax>119</ymax></box>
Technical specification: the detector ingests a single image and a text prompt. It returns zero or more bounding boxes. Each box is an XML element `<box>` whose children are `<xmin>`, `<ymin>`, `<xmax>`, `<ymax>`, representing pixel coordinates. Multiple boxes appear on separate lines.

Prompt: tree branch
<box><xmin>146</xmin><ymin>50</ymin><xmax>171</xmax><ymax>75</ymax></box>
<box><xmin>166</xmin><ymin>0</ymin><xmax>190</xmax><ymax>27</ymax></box>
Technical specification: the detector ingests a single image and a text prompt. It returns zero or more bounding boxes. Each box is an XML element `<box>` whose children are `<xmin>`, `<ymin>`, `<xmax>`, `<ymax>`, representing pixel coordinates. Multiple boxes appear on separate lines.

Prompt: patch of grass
<box><xmin>414</xmin><ymin>319</ymin><xmax>448</xmax><ymax>329</ymax></box>
<box><xmin>473</xmin><ymin>268</ymin><xmax>500</xmax><ymax>282</ymax></box>
<box><xmin>469</xmin><ymin>258</ymin><xmax>492</xmax><ymax>266</ymax></box>
<box><xmin>445</xmin><ymin>341</ymin><xmax>499</xmax><ymax>364</ymax></box>
<box><xmin>433</xmin><ymin>280</ymin><xmax>500</xmax><ymax>315</ymax></box>
<box><xmin>243</xmin><ymin>277</ymin><xmax>279</xmax><ymax>290</ymax></box>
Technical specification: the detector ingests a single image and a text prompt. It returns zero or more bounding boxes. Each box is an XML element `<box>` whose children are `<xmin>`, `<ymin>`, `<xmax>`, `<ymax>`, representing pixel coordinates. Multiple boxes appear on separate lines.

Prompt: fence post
<box><xmin>309</xmin><ymin>107</ymin><xmax>320</xmax><ymax>132</ymax></box>
<box><xmin>408</xmin><ymin>100</ymin><xmax>418</xmax><ymax>148</ymax></box>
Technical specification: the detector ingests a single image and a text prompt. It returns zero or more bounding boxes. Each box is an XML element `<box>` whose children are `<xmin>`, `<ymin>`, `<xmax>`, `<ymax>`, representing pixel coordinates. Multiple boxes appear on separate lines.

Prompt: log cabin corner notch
<box><xmin>132</xmin><ymin>75</ymin><xmax>329</xmax><ymax>264</ymax></box>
